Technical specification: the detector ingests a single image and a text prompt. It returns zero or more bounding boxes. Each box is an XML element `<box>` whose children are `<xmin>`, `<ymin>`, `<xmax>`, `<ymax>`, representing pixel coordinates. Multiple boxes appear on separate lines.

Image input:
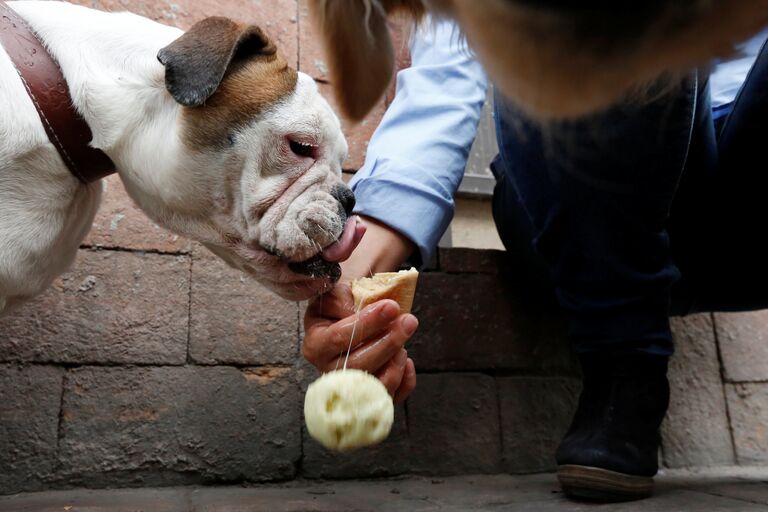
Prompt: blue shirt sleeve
<box><xmin>710</xmin><ymin>27</ymin><xmax>768</xmax><ymax>120</ymax></box>
<box><xmin>348</xmin><ymin>18</ymin><xmax>488</xmax><ymax>266</ymax></box>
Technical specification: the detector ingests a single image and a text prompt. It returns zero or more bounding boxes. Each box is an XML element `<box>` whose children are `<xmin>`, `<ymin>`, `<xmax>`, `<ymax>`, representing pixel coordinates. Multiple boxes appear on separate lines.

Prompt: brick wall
<box><xmin>715</xmin><ymin>311</ymin><xmax>768</xmax><ymax>465</ymax></box>
<box><xmin>0</xmin><ymin>240</ymin><xmax>579</xmax><ymax>494</ymax></box>
<box><xmin>1</xmin><ymin>239</ymin><xmax>761</xmax><ymax>495</ymax></box>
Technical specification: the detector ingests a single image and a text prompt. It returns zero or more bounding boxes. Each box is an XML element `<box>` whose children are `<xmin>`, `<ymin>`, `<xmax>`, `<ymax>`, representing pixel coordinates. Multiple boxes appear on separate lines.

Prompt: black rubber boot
<box><xmin>556</xmin><ymin>352</ymin><xmax>670</xmax><ymax>502</ymax></box>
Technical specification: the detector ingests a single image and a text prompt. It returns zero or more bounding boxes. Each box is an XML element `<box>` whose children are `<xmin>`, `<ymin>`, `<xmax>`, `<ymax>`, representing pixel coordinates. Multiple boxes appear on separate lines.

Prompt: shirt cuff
<box><xmin>349</xmin><ymin>157</ymin><xmax>455</xmax><ymax>267</ymax></box>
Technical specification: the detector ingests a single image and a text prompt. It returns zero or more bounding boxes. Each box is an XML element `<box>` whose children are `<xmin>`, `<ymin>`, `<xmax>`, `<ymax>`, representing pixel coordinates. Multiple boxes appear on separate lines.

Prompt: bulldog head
<box><xmin>122</xmin><ymin>17</ymin><xmax>363</xmax><ymax>301</ymax></box>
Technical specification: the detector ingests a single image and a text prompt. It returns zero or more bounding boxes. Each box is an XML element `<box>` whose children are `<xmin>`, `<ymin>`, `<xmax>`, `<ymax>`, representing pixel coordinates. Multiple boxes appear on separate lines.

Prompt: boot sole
<box><xmin>557</xmin><ymin>464</ymin><xmax>654</xmax><ymax>502</ymax></box>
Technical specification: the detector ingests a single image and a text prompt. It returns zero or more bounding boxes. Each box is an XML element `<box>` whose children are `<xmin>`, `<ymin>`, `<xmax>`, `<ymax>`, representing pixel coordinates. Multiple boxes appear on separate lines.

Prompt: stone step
<box><xmin>2</xmin><ymin>469</ymin><xmax>768</xmax><ymax>512</ymax></box>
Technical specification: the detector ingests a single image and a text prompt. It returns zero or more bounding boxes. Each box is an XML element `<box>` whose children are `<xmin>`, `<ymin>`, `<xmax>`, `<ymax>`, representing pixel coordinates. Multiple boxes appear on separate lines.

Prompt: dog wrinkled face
<box><xmin>193</xmin><ymin>73</ymin><xmax>354</xmax><ymax>301</ymax></box>
<box><xmin>145</xmin><ymin>18</ymin><xmax>355</xmax><ymax>301</ymax></box>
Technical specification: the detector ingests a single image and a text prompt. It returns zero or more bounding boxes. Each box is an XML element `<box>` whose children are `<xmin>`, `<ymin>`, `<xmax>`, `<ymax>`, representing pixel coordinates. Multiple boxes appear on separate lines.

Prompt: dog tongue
<box><xmin>322</xmin><ymin>216</ymin><xmax>366</xmax><ymax>263</ymax></box>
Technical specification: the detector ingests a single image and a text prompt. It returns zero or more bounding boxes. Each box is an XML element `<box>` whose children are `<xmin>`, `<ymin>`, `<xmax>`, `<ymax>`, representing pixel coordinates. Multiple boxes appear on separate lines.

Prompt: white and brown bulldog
<box><xmin>0</xmin><ymin>1</ymin><xmax>364</xmax><ymax>316</ymax></box>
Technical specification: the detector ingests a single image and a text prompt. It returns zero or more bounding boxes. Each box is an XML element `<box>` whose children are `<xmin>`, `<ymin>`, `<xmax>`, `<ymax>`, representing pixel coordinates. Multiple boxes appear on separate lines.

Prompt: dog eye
<box><xmin>289</xmin><ymin>139</ymin><xmax>317</xmax><ymax>159</ymax></box>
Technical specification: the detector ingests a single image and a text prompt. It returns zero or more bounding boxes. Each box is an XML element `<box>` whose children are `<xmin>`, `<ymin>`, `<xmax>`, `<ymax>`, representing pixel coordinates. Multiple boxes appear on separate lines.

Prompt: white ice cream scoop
<box><xmin>304</xmin><ymin>369</ymin><xmax>394</xmax><ymax>451</ymax></box>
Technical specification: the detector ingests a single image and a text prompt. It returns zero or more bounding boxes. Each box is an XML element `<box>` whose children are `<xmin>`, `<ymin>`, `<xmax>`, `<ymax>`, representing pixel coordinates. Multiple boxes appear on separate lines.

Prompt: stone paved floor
<box><xmin>2</xmin><ymin>467</ymin><xmax>768</xmax><ymax>512</ymax></box>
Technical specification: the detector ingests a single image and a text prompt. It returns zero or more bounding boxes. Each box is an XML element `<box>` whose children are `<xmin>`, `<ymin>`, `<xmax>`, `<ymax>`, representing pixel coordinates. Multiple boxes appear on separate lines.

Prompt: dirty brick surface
<box><xmin>716</xmin><ymin>310</ymin><xmax>768</xmax><ymax>383</ymax></box>
<box><xmin>189</xmin><ymin>249</ymin><xmax>299</xmax><ymax>365</ymax></box>
<box><xmin>407</xmin><ymin>373</ymin><xmax>502</xmax><ymax>475</ymax></box>
<box><xmin>662</xmin><ymin>315</ymin><xmax>735</xmax><ymax>467</ymax></box>
<box><xmin>0</xmin><ymin>365</ymin><xmax>63</xmax><ymax>494</ymax></box>
<box><xmin>499</xmin><ymin>377</ymin><xmax>580</xmax><ymax>473</ymax></box>
<box><xmin>2</xmin><ymin>0</ymin><xmax>768</xmax><ymax>497</ymax></box>
<box><xmin>409</xmin><ymin>273</ymin><xmax>575</xmax><ymax>372</ymax></box>
<box><xmin>0</xmin><ymin>250</ymin><xmax>189</xmax><ymax>365</ymax></box>
<box><xmin>84</xmin><ymin>176</ymin><xmax>192</xmax><ymax>254</ymax></box>
<box><xmin>726</xmin><ymin>383</ymin><xmax>768</xmax><ymax>465</ymax></box>
<box><xmin>56</xmin><ymin>366</ymin><xmax>300</xmax><ymax>486</ymax></box>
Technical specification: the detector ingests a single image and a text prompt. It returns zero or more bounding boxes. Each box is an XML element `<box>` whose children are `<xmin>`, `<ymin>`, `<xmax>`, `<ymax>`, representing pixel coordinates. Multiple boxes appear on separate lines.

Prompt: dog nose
<box><xmin>332</xmin><ymin>185</ymin><xmax>355</xmax><ymax>217</ymax></box>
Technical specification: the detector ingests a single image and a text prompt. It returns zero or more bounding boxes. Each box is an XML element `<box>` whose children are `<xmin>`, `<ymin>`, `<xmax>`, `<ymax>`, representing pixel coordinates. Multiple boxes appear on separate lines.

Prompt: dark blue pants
<box><xmin>491</xmin><ymin>41</ymin><xmax>768</xmax><ymax>356</ymax></box>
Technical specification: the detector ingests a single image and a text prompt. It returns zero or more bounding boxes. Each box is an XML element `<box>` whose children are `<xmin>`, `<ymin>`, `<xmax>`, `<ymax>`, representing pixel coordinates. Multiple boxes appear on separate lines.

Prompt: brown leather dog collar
<box><xmin>0</xmin><ymin>1</ymin><xmax>115</xmax><ymax>183</ymax></box>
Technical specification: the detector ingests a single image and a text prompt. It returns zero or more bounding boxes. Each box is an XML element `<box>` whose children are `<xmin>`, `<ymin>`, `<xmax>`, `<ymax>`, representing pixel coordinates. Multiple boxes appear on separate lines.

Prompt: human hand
<box><xmin>303</xmin><ymin>283</ymin><xmax>418</xmax><ymax>403</ymax></box>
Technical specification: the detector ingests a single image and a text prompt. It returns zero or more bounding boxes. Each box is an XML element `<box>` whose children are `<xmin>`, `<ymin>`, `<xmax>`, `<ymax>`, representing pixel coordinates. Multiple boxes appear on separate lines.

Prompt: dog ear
<box><xmin>309</xmin><ymin>0</ymin><xmax>396</xmax><ymax>122</ymax></box>
<box><xmin>158</xmin><ymin>17</ymin><xmax>276</xmax><ymax>107</ymax></box>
